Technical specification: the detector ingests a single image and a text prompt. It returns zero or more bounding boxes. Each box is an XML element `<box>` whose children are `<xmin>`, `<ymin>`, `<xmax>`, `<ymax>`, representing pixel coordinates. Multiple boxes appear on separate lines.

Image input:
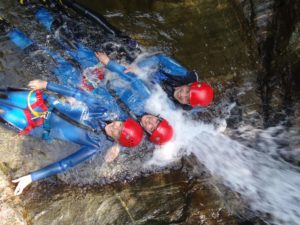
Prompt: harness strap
<box><xmin>51</xmin><ymin>108</ymin><xmax>98</xmax><ymax>133</ymax></box>
<box><xmin>42</xmin><ymin>104</ymin><xmax>55</xmax><ymax>141</ymax></box>
<box><xmin>18</xmin><ymin>90</ymin><xmax>101</xmax><ymax>136</ymax></box>
<box><xmin>34</xmin><ymin>90</ymin><xmax>48</xmax><ymax>111</ymax></box>
<box><xmin>18</xmin><ymin>110</ymin><xmax>45</xmax><ymax>135</ymax></box>
<box><xmin>106</xmin><ymin>82</ymin><xmax>137</xmax><ymax>120</ymax></box>
<box><xmin>81</xmin><ymin>79</ymin><xmax>94</xmax><ymax>91</ymax></box>
<box><xmin>18</xmin><ymin>90</ymin><xmax>48</xmax><ymax>135</ymax></box>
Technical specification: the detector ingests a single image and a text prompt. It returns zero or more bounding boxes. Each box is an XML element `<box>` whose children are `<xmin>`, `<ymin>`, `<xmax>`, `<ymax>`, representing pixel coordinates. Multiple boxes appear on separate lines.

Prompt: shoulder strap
<box><xmin>105</xmin><ymin>81</ymin><xmax>137</xmax><ymax>120</ymax></box>
<box><xmin>51</xmin><ymin>107</ymin><xmax>98</xmax><ymax>133</ymax></box>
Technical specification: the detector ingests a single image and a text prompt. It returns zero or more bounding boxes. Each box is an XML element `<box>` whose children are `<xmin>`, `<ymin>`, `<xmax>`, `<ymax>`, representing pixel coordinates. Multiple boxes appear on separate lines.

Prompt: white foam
<box><xmin>144</xmin><ymin>86</ymin><xmax>300</xmax><ymax>225</ymax></box>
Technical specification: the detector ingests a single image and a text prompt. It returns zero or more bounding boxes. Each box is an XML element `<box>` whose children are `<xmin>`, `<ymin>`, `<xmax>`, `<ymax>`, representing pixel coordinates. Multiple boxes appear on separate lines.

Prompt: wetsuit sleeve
<box><xmin>137</xmin><ymin>54</ymin><xmax>188</xmax><ymax>75</ymax></box>
<box><xmin>138</xmin><ymin>54</ymin><xmax>198</xmax><ymax>84</ymax></box>
<box><xmin>106</xmin><ymin>60</ymin><xmax>150</xmax><ymax>99</ymax></box>
<box><xmin>155</xmin><ymin>54</ymin><xmax>189</xmax><ymax>77</ymax></box>
<box><xmin>30</xmin><ymin>146</ymin><xmax>98</xmax><ymax>181</ymax></box>
<box><xmin>46</xmin><ymin>82</ymin><xmax>79</xmax><ymax>96</ymax></box>
<box><xmin>46</xmin><ymin>82</ymin><xmax>94</xmax><ymax>102</ymax></box>
<box><xmin>106</xmin><ymin>60</ymin><xmax>135</xmax><ymax>82</ymax></box>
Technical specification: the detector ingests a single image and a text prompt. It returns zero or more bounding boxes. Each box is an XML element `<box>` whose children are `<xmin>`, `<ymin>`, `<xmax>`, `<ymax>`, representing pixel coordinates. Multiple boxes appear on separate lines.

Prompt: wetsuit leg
<box><xmin>0</xmin><ymin>101</ymin><xmax>28</xmax><ymax>130</ymax></box>
<box><xmin>0</xmin><ymin>90</ymin><xmax>44</xmax><ymax>110</ymax></box>
<box><xmin>35</xmin><ymin>8</ymin><xmax>99</xmax><ymax>69</ymax></box>
<box><xmin>35</xmin><ymin>7</ymin><xmax>54</xmax><ymax>32</ymax></box>
<box><xmin>7</xmin><ymin>28</ymin><xmax>34</xmax><ymax>50</ymax></box>
<box><xmin>49</xmin><ymin>54</ymin><xmax>82</xmax><ymax>87</ymax></box>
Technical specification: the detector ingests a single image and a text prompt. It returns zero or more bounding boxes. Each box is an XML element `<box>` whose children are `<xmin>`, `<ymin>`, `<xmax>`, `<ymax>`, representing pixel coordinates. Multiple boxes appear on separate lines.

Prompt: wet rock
<box><xmin>0</xmin><ymin>168</ymin><xmax>27</xmax><ymax>225</ymax></box>
<box><xmin>232</xmin><ymin>0</ymin><xmax>300</xmax><ymax>128</ymax></box>
<box><xmin>20</xmin><ymin>170</ymin><xmax>243</xmax><ymax>225</ymax></box>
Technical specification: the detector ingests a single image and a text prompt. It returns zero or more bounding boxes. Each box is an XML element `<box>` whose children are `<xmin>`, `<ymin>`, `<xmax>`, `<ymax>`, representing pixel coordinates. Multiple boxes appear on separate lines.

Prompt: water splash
<box><xmin>145</xmin><ymin>87</ymin><xmax>300</xmax><ymax>225</ymax></box>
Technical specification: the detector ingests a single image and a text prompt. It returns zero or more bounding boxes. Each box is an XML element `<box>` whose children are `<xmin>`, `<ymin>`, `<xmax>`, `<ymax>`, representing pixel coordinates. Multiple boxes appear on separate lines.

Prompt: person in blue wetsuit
<box><xmin>0</xmin><ymin>19</ymin><xmax>174</xmax><ymax>146</ymax></box>
<box><xmin>0</xmin><ymin>80</ymin><xmax>144</xmax><ymax>195</ymax></box>
<box><xmin>33</xmin><ymin>7</ymin><xmax>214</xmax><ymax>111</ymax></box>
<box><xmin>125</xmin><ymin>53</ymin><xmax>214</xmax><ymax>111</ymax></box>
<box><xmin>95</xmin><ymin>52</ymin><xmax>174</xmax><ymax>145</ymax></box>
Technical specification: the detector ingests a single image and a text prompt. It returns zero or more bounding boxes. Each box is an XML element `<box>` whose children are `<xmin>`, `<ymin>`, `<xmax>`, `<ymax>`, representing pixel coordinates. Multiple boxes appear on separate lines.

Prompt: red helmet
<box><xmin>149</xmin><ymin>119</ymin><xmax>173</xmax><ymax>145</ymax></box>
<box><xmin>119</xmin><ymin>119</ymin><xmax>144</xmax><ymax>147</ymax></box>
<box><xmin>190</xmin><ymin>82</ymin><xmax>214</xmax><ymax>107</ymax></box>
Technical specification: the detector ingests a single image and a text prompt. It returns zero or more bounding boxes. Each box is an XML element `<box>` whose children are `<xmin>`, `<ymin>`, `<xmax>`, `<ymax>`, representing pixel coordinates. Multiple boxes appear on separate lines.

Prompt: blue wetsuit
<box><xmin>0</xmin><ymin>83</ymin><xmax>115</xmax><ymax>182</ymax></box>
<box><xmin>6</xmin><ymin>7</ymin><xmax>197</xmax><ymax>111</ymax></box>
<box><xmin>5</xmin><ymin>22</ymin><xmax>151</xmax><ymax>117</ymax></box>
<box><xmin>5</xmin><ymin>7</ymin><xmax>200</xmax><ymax>115</ymax></box>
<box><xmin>34</xmin><ymin>8</ymin><xmax>197</xmax><ymax>110</ymax></box>
<box><xmin>136</xmin><ymin>54</ymin><xmax>198</xmax><ymax>110</ymax></box>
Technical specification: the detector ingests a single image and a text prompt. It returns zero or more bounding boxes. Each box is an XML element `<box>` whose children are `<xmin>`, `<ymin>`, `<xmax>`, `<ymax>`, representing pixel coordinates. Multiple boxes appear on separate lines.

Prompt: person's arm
<box><xmin>96</xmin><ymin>52</ymin><xmax>136</xmax><ymax>82</ymax></box>
<box><xmin>141</xmin><ymin>54</ymin><xmax>198</xmax><ymax>85</ymax></box>
<box><xmin>28</xmin><ymin>80</ymin><xmax>93</xmax><ymax>102</ymax></box>
<box><xmin>30</xmin><ymin>146</ymin><xmax>98</xmax><ymax>182</ymax></box>
<box><xmin>104</xmin><ymin>144</ymin><xmax>120</xmax><ymax>162</ymax></box>
<box><xmin>12</xmin><ymin>145</ymin><xmax>99</xmax><ymax>195</ymax></box>
<box><xmin>155</xmin><ymin>54</ymin><xmax>189</xmax><ymax>77</ymax></box>
<box><xmin>96</xmin><ymin>52</ymin><xmax>150</xmax><ymax>99</ymax></box>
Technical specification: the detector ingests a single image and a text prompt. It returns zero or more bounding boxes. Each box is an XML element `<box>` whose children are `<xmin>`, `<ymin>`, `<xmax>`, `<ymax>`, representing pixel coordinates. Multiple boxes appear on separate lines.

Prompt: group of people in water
<box><xmin>0</xmin><ymin>6</ymin><xmax>214</xmax><ymax>195</ymax></box>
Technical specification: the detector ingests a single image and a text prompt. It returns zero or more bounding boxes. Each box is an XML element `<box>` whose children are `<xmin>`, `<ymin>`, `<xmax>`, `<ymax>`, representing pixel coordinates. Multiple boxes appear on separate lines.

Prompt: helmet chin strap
<box><xmin>98</xmin><ymin>120</ymin><xmax>115</xmax><ymax>142</ymax></box>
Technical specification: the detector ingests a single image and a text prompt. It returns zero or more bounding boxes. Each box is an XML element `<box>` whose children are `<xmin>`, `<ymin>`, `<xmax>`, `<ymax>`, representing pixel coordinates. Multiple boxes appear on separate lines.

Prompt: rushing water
<box><xmin>135</xmin><ymin>71</ymin><xmax>299</xmax><ymax>225</ymax></box>
<box><xmin>0</xmin><ymin>0</ymin><xmax>300</xmax><ymax>225</ymax></box>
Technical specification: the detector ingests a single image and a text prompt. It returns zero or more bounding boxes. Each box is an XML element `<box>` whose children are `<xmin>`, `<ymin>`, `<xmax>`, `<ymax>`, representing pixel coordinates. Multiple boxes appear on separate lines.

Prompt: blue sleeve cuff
<box><xmin>106</xmin><ymin>60</ymin><xmax>126</xmax><ymax>75</ymax></box>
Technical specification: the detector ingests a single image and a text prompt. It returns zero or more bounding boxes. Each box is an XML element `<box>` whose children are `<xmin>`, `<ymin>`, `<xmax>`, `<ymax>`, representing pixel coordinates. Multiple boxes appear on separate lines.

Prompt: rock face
<box><xmin>231</xmin><ymin>0</ymin><xmax>300</xmax><ymax>166</ymax></box>
<box><xmin>21</xmin><ymin>169</ymin><xmax>241</xmax><ymax>225</ymax></box>
<box><xmin>232</xmin><ymin>0</ymin><xmax>300</xmax><ymax>128</ymax></box>
<box><xmin>0</xmin><ymin>151</ymin><xmax>244</xmax><ymax>225</ymax></box>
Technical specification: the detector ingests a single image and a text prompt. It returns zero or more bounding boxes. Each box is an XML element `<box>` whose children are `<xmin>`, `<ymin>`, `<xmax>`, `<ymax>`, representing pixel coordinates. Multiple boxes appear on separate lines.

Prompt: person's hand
<box><xmin>124</xmin><ymin>65</ymin><xmax>140</xmax><ymax>74</ymax></box>
<box><xmin>104</xmin><ymin>145</ymin><xmax>120</xmax><ymax>163</ymax></box>
<box><xmin>12</xmin><ymin>174</ymin><xmax>32</xmax><ymax>195</ymax></box>
<box><xmin>28</xmin><ymin>80</ymin><xmax>47</xmax><ymax>90</ymax></box>
<box><xmin>95</xmin><ymin>52</ymin><xmax>110</xmax><ymax>65</ymax></box>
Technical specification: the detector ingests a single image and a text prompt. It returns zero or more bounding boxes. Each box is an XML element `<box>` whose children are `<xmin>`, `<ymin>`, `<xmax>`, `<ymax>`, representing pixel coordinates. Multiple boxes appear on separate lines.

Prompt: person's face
<box><xmin>173</xmin><ymin>85</ymin><xmax>190</xmax><ymax>105</ymax></box>
<box><xmin>141</xmin><ymin>115</ymin><xmax>160</xmax><ymax>134</ymax></box>
<box><xmin>105</xmin><ymin>121</ymin><xmax>123</xmax><ymax>140</ymax></box>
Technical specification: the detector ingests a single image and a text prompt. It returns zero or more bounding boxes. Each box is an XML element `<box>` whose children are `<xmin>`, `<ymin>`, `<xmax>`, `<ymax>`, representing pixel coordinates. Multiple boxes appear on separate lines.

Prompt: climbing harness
<box><xmin>27</xmin><ymin>90</ymin><xmax>48</xmax><ymax>117</ymax></box>
<box><xmin>20</xmin><ymin>90</ymin><xmax>99</xmax><ymax>137</ymax></box>
<box><xmin>19</xmin><ymin>90</ymin><xmax>48</xmax><ymax>135</ymax></box>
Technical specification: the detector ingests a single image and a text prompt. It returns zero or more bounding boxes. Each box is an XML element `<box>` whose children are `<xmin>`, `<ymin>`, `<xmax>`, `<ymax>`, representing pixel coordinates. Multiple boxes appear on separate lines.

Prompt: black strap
<box><xmin>105</xmin><ymin>81</ymin><xmax>137</xmax><ymax>120</ymax></box>
<box><xmin>51</xmin><ymin>107</ymin><xmax>99</xmax><ymax>133</ymax></box>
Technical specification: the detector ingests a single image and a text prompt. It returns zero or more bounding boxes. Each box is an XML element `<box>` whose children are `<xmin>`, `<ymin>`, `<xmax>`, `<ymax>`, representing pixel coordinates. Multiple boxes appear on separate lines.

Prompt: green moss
<box><xmin>0</xmin><ymin>162</ymin><xmax>10</xmax><ymax>176</ymax></box>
